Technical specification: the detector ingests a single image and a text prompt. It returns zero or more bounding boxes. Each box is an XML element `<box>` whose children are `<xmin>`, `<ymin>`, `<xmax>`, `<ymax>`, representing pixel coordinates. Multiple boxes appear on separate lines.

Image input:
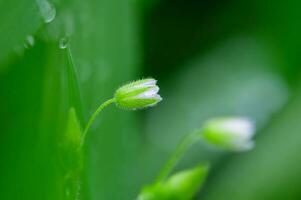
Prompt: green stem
<box><xmin>80</xmin><ymin>98</ymin><xmax>115</xmax><ymax>148</ymax></box>
<box><xmin>156</xmin><ymin>131</ymin><xmax>200</xmax><ymax>183</ymax></box>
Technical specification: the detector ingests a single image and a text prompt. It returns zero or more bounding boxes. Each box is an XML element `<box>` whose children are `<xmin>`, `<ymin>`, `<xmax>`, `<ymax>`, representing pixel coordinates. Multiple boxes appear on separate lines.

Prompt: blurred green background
<box><xmin>1</xmin><ymin>0</ymin><xmax>301</xmax><ymax>199</ymax></box>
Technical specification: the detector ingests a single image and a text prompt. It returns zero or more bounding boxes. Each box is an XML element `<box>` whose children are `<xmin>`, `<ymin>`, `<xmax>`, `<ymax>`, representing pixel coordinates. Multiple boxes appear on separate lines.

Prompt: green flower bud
<box><xmin>137</xmin><ymin>164</ymin><xmax>209</xmax><ymax>200</ymax></box>
<box><xmin>137</xmin><ymin>183</ymin><xmax>165</xmax><ymax>200</ymax></box>
<box><xmin>114</xmin><ymin>78</ymin><xmax>162</xmax><ymax>110</ymax></box>
<box><xmin>163</xmin><ymin>164</ymin><xmax>209</xmax><ymax>200</ymax></box>
<box><xmin>202</xmin><ymin>117</ymin><xmax>255</xmax><ymax>151</ymax></box>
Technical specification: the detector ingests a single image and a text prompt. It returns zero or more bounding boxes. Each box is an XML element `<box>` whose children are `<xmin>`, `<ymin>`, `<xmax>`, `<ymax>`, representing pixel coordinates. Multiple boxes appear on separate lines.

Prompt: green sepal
<box><xmin>116</xmin><ymin>97</ymin><xmax>159</xmax><ymax>110</ymax></box>
<box><xmin>201</xmin><ymin>120</ymin><xmax>235</xmax><ymax>149</ymax></box>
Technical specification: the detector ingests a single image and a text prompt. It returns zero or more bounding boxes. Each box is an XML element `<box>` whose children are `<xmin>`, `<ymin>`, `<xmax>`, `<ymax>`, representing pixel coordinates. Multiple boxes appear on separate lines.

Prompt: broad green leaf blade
<box><xmin>60</xmin><ymin>107</ymin><xmax>83</xmax><ymax>200</ymax></box>
<box><xmin>0</xmin><ymin>40</ymin><xmax>83</xmax><ymax>200</ymax></box>
<box><xmin>70</xmin><ymin>0</ymin><xmax>141</xmax><ymax>199</ymax></box>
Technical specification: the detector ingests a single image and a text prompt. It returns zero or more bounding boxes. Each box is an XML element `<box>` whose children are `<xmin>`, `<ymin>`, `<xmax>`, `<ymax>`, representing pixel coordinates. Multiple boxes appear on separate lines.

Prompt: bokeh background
<box><xmin>1</xmin><ymin>0</ymin><xmax>301</xmax><ymax>199</ymax></box>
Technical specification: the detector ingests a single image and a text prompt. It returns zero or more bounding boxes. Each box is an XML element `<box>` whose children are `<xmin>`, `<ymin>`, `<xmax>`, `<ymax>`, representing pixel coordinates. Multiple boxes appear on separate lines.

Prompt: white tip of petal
<box><xmin>202</xmin><ymin>117</ymin><xmax>256</xmax><ymax>152</ymax></box>
<box><xmin>136</xmin><ymin>86</ymin><xmax>159</xmax><ymax>99</ymax></box>
<box><xmin>155</xmin><ymin>94</ymin><xmax>162</xmax><ymax>101</ymax></box>
<box><xmin>142</xmin><ymin>78</ymin><xmax>157</xmax><ymax>86</ymax></box>
<box><xmin>218</xmin><ymin>117</ymin><xmax>255</xmax><ymax>139</ymax></box>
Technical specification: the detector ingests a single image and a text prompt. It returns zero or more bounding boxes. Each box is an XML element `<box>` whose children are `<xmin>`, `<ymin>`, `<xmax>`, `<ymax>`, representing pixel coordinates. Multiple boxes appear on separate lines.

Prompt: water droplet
<box><xmin>36</xmin><ymin>0</ymin><xmax>56</xmax><ymax>23</ymax></box>
<box><xmin>26</xmin><ymin>35</ymin><xmax>35</xmax><ymax>46</ymax></box>
<box><xmin>24</xmin><ymin>35</ymin><xmax>35</xmax><ymax>48</ymax></box>
<box><xmin>59</xmin><ymin>37</ymin><xmax>69</xmax><ymax>49</ymax></box>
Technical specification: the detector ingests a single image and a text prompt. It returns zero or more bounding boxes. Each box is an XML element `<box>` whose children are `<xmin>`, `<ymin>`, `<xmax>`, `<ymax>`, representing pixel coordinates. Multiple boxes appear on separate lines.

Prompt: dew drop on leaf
<box><xmin>59</xmin><ymin>37</ymin><xmax>69</xmax><ymax>49</ymax></box>
<box><xmin>24</xmin><ymin>35</ymin><xmax>35</xmax><ymax>49</ymax></box>
<box><xmin>36</xmin><ymin>0</ymin><xmax>56</xmax><ymax>23</ymax></box>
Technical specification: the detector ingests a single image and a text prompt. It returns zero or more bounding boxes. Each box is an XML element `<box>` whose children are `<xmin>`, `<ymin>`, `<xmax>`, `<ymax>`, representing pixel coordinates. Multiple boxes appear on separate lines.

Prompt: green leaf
<box><xmin>70</xmin><ymin>0</ymin><xmax>141</xmax><ymax>199</ymax></box>
<box><xmin>63</xmin><ymin>107</ymin><xmax>82</xmax><ymax>151</ymax></box>
<box><xmin>59</xmin><ymin>107</ymin><xmax>83</xmax><ymax>200</ymax></box>
<box><xmin>0</xmin><ymin>39</ymin><xmax>83</xmax><ymax>200</ymax></box>
<box><xmin>0</xmin><ymin>0</ymin><xmax>141</xmax><ymax>199</ymax></box>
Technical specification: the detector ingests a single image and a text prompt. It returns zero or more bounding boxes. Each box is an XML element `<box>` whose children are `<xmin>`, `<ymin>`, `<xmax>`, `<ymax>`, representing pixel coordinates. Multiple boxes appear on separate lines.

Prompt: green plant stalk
<box><xmin>80</xmin><ymin>98</ymin><xmax>115</xmax><ymax>148</ymax></box>
<box><xmin>156</xmin><ymin>131</ymin><xmax>200</xmax><ymax>183</ymax></box>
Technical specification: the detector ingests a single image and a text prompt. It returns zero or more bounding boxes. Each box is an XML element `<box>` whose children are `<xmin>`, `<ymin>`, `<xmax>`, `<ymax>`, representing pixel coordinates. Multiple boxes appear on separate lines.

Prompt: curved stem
<box><xmin>80</xmin><ymin>98</ymin><xmax>115</xmax><ymax>148</ymax></box>
<box><xmin>156</xmin><ymin>131</ymin><xmax>200</xmax><ymax>183</ymax></box>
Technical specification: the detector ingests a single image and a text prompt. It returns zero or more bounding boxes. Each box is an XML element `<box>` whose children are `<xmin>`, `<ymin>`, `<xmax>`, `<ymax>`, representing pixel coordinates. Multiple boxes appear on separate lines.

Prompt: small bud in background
<box><xmin>202</xmin><ymin>117</ymin><xmax>255</xmax><ymax>151</ymax></box>
<box><xmin>114</xmin><ymin>78</ymin><xmax>162</xmax><ymax>110</ymax></box>
<box><xmin>163</xmin><ymin>164</ymin><xmax>209</xmax><ymax>200</ymax></box>
<box><xmin>137</xmin><ymin>184</ymin><xmax>164</xmax><ymax>200</ymax></box>
<box><xmin>137</xmin><ymin>164</ymin><xmax>209</xmax><ymax>200</ymax></box>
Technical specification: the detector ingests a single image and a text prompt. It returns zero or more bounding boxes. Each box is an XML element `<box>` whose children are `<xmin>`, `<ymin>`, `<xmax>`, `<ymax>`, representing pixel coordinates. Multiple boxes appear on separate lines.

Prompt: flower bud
<box><xmin>163</xmin><ymin>164</ymin><xmax>209</xmax><ymax>200</ymax></box>
<box><xmin>202</xmin><ymin>117</ymin><xmax>255</xmax><ymax>151</ymax></box>
<box><xmin>137</xmin><ymin>164</ymin><xmax>209</xmax><ymax>200</ymax></box>
<box><xmin>114</xmin><ymin>78</ymin><xmax>162</xmax><ymax>110</ymax></box>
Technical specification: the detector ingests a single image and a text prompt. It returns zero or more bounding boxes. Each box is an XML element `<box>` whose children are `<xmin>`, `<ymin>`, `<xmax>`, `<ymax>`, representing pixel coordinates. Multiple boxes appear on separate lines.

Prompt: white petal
<box><xmin>141</xmin><ymin>79</ymin><xmax>157</xmax><ymax>86</ymax></box>
<box><xmin>136</xmin><ymin>86</ymin><xmax>159</xmax><ymax>99</ymax></box>
<box><xmin>153</xmin><ymin>94</ymin><xmax>162</xmax><ymax>101</ymax></box>
<box><xmin>219</xmin><ymin>118</ymin><xmax>255</xmax><ymax>139</ymax></box>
